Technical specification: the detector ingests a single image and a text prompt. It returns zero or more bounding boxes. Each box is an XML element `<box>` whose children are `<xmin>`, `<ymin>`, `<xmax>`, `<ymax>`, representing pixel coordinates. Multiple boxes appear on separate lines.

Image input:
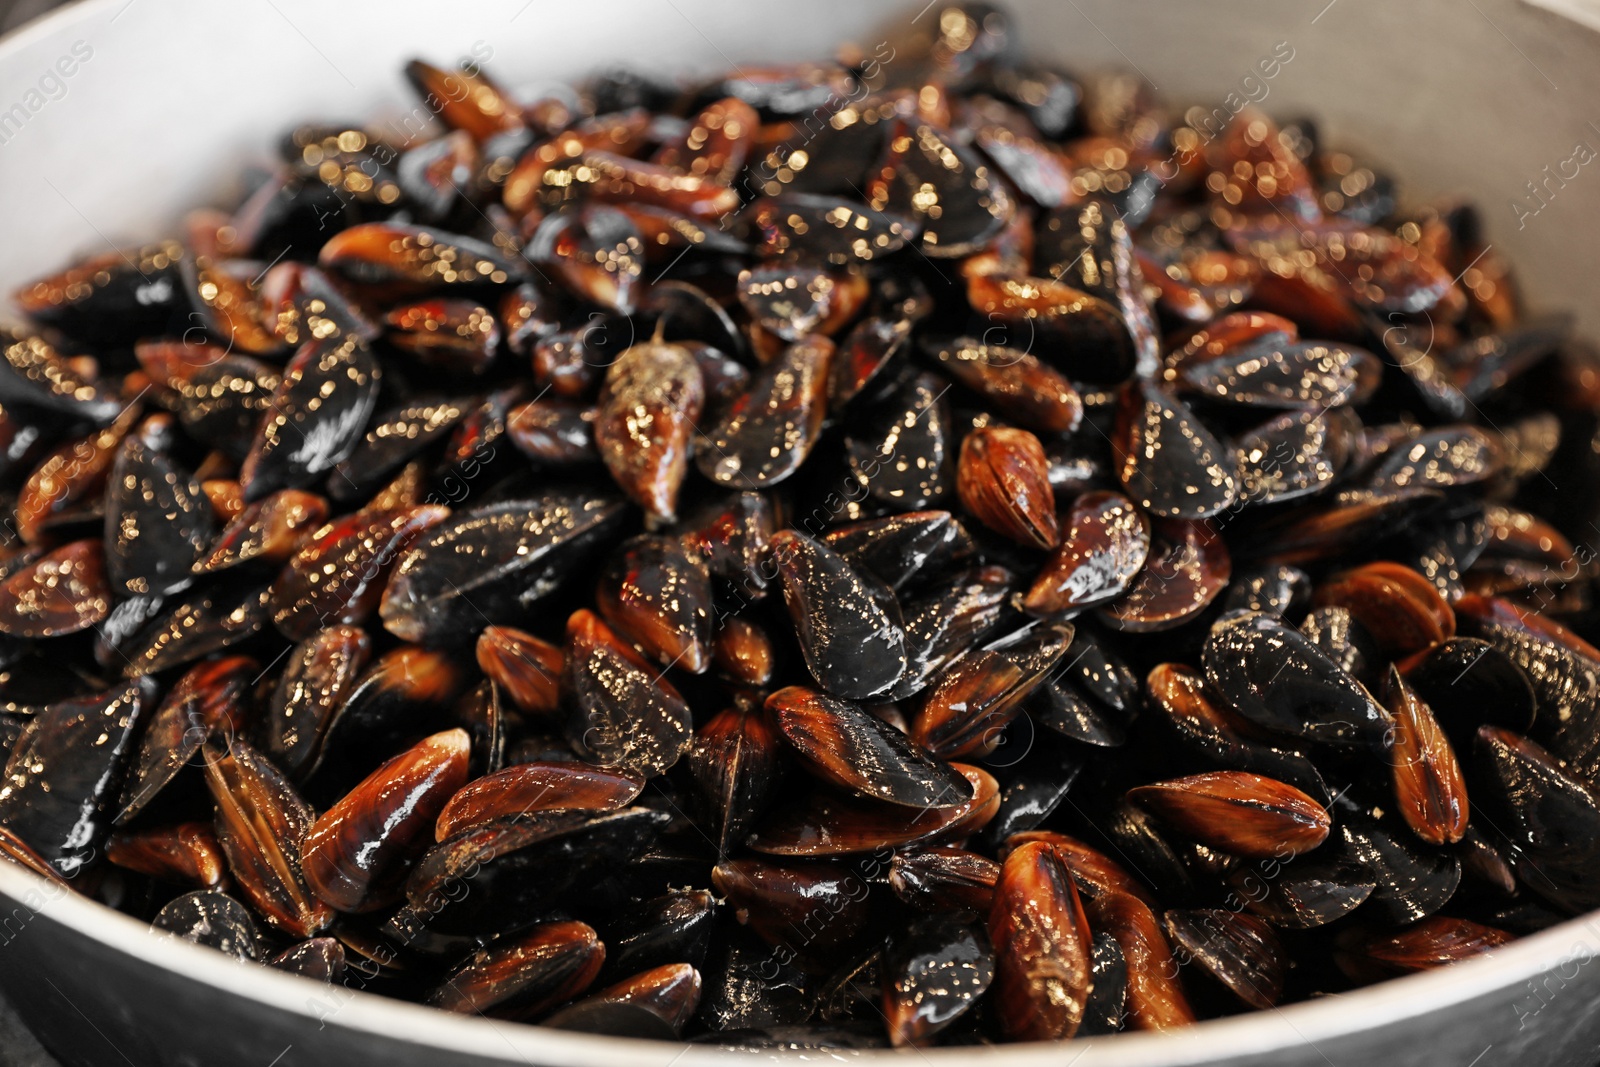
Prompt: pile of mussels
<box><xmin>2</xmin><ymin>3</ymin><xmax>1600</xmax><ymax>1049</ymax></box>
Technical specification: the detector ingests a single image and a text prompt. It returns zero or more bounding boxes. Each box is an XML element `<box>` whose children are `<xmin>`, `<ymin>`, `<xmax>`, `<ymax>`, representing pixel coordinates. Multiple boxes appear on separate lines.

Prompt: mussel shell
<box><xmin>746</xmin><ymin>763</ymin><xmax>998</xmax><ymax>856</ymax></box>
<box><xmin>1114</xmin><ymin>382</ymin><xmax>1238</xmax><ymax>520</ymax></box>
<box><xmin>112</xmin><ymin>577</ymin><xmax>274</xmax><ymax>678</ymax></box>
<box><xmin>1023</xmin><ymin>491</ymin><xmax>1149</xmax><ymax>617</ymax></box>
<box><xmin>204</xmin><ymin>736</ymin><xmax>334</xmax><ymax>938</ymax></box>
<box><xmin>698</xmin><ymin>337</ymin><xmax>833</xmax><ymax>489</ymax></box>
<box><xmin>263</xmin><ymin>625</ymin><xmax>371</xmax><ymax>780</ymax></box>
<box><xmin>239</xmin><ymin>336</ymin><xmax>381</xmax><ymax>503</ymax></box>
<box><xmin>770</xmin><ymin>530</ymin><xmax>908</xmax><ymax>700</ymax></box>
<box><xmin>596</xmin><ymin>535</ymin><xmax>714</xmax><ymax>674</ymax></box>
<box><xmin>1163</xmin><ymin>908</ymin><xmax>1285</xmax><ymax>1010</ymax></box>
<box><xmin>1336</xmin><ymin>812</ymin><xmax>1461</xmax><ymax>924</ymax></box>
<box><xmin>890</xmin><ymin>564</ymin><xmax>1012</xmax><ymax>700</ymax></box>
<box><xmin>152</xmin><ymin>890</ymin><xmax>261</xmax><ymax>961</ymax></box>
<box><xmin>301</xmin><ymin>729</ymin><xmax>471</xmax><ymax>913</ymax></box>
<box><xmin>1100</xmin><ymin>519</ymin><xmax>1230</xmax><ymax>633</ymax></box>
<box><xmin>104</xmin><ymin>417</ymin><xmax>213</xmax><ymax>596</ymax></box>
<box><xmin>0</xmin><ymin>539</ymin><xmax>111</xmax><ymax>639</ymax></box>
<box><xmin>379</xmin><ymin>490</ymin><xmax>626</xmax><ymax>644</ymax></box>
<box><xmin>870</xmin><ymin>123</ymin><xmax>1014</xmax><ymax>258</ymax></box>
<box><xmin>0</xmin><ymin>681</ymin><xmax>154</xmax><ymax>876</ymax></box>
<box><xmin>270</xmin><ymin>507</ymin><xmax>448</xmax><ymax>641</ymax></box>
<box><xmin>883</xmin><ymin>915</ymin><xmax>995</xmax><ymax>1047</ymax></box>
<box><xmin>1201</xmin><ymin>610</ymin><xmax>1392</xmax><ymax>746</ymax></box>
<box><xmin>594</xmin><ymin>340</ymin><xmax>705</xmax><ymax>524</ymax></box>
<box><xmin>0</xmin><ymin>329</ymin><xmax>123</xmax><ymax>423</ymax></box>
<box><xmin>327</xmin><ymin>398</ymin><xmax>470</xmax><ymax>503</ymax></box>
<box><xmin>768</xmin><ymin>686</ymin><xmax>971</xmax><ymax>808</ymax></box>
<box><xmin>429</xmin><ymin>920</ymin><xmax>605</xmax><ymax>1019</ymax></box>
<box><xmin>888</xmin><ymin>846</ymin><xmax>1001</xmax><ymax>914</ymax></box>
<box><xmin>435</xmin><ymin>761</ymin><xmax>644</xmax><ymax>842</ymax></box>
<box><xmin>686</xmin><ymin>705</ymin><xmax>783</xmax><ymax>856</ymax></box>
<box><xmin>116</xmin><ymin>656</ymin><xmax>254</xmax><ymax>824</ymax></box>
<box><xmin>845</xmin><ymin>373</ymin><xmax>956</xmax><ymax>511</ymax></box>
<box><xmin>408</xmin><ymin>808</ymin><xmax>670</xmax><ymax>938</ymax></box>
<box><xmin>1474</xmin><ymin>726</ymin><xmax>1600</xmax><ymax>914</ymax></box>
<box><xmin>1400</xmin><ymin>637</ymin><xmax>1537</xmax><ymax>752</ymax></box>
